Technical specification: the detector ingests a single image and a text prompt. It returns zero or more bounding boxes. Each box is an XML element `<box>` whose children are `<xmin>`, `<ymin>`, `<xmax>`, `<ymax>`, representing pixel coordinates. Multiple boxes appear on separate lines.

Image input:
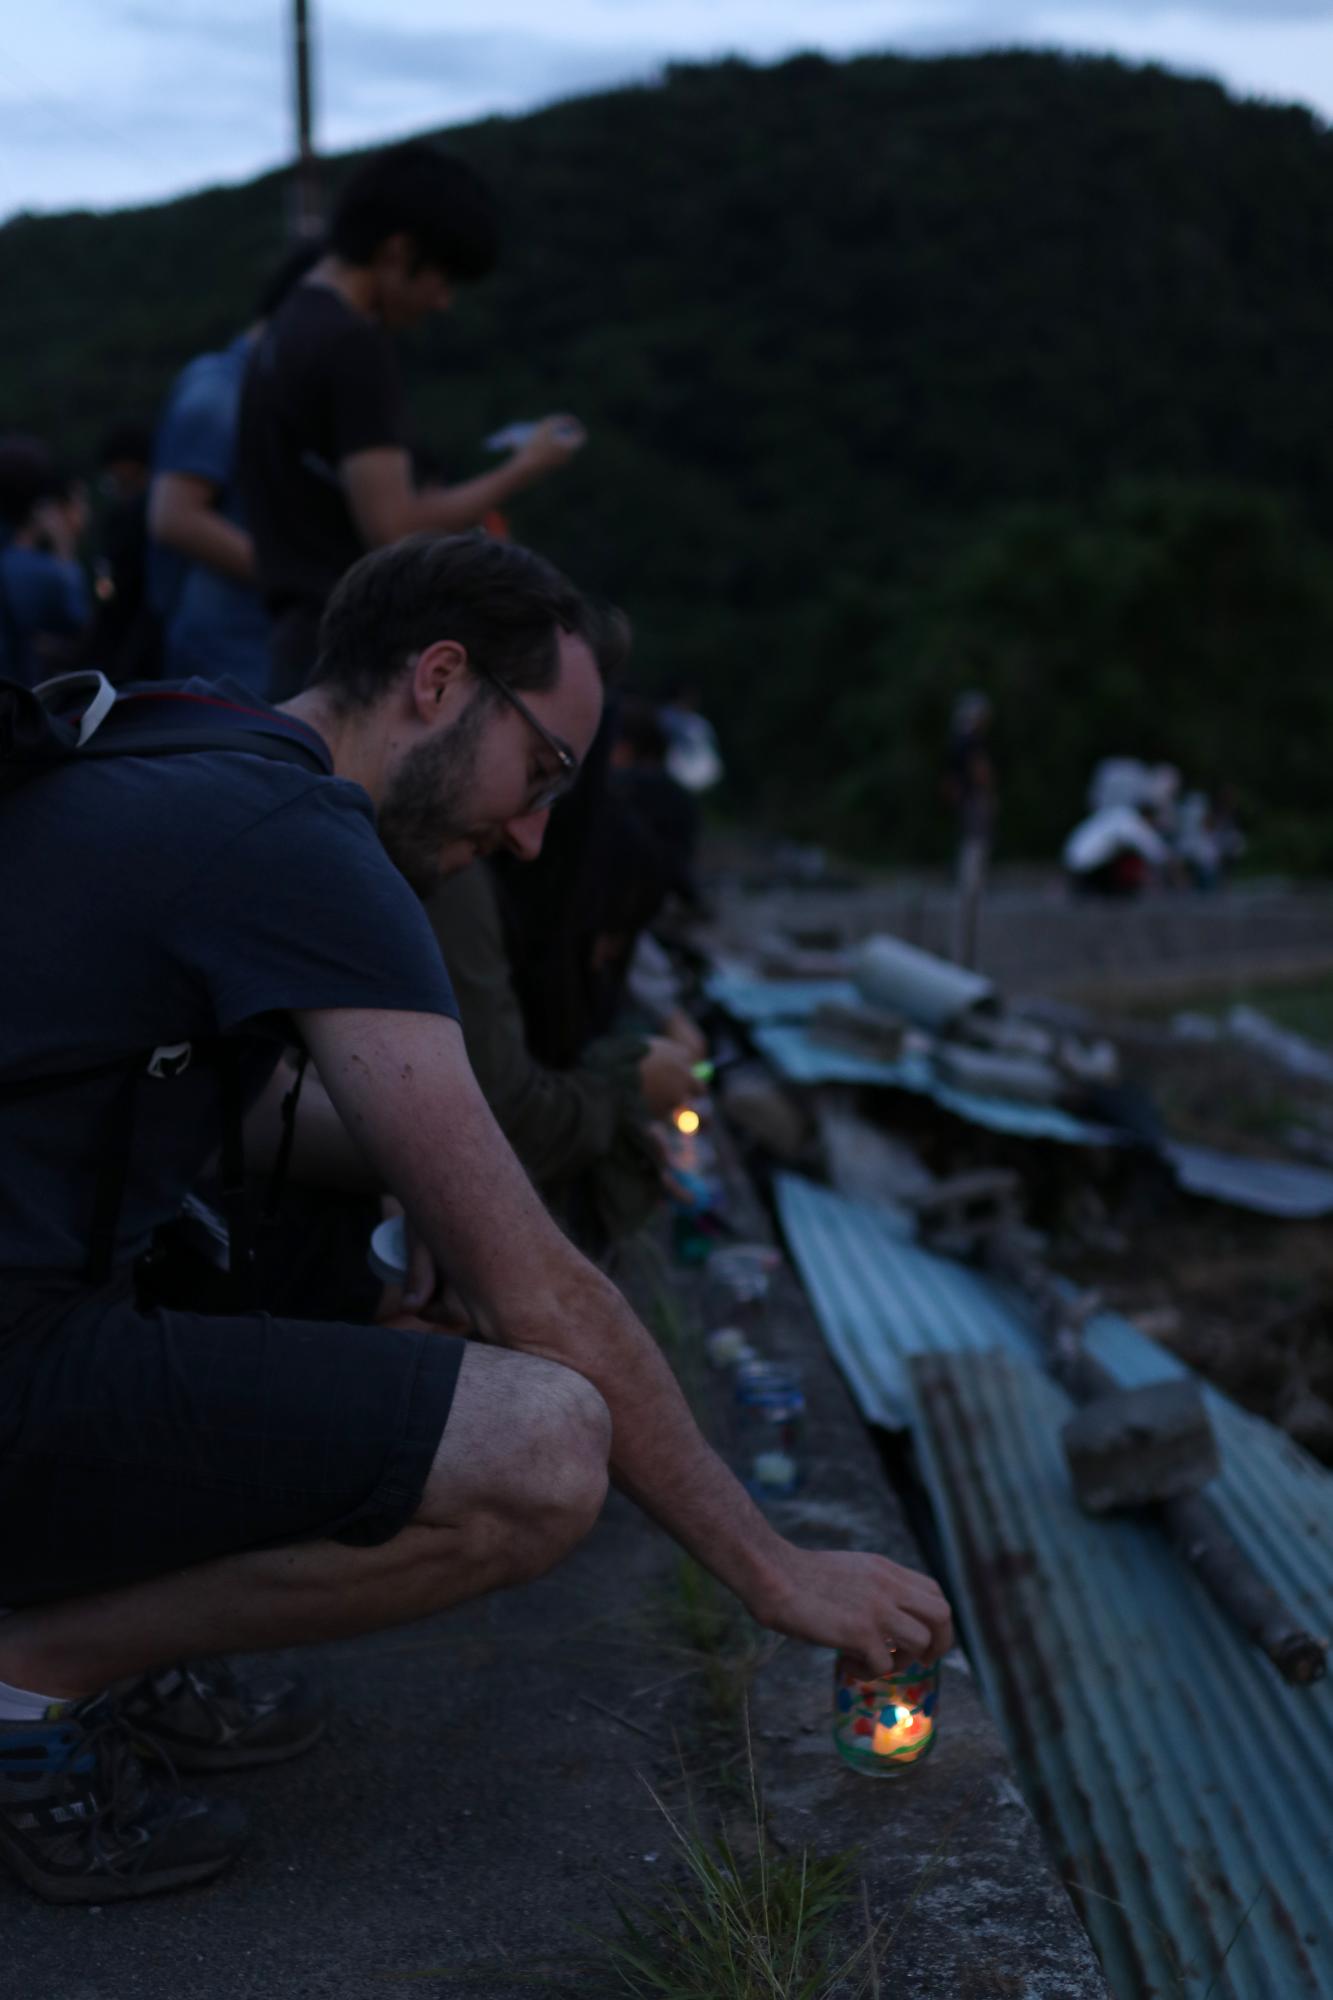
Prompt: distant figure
<box><xmin>944</xmin><ymin>691</ymin><xmax>996</xmax><ymax>966</ymax></box>
<box><xmin>238</xmin><ymin>141</ymin><xmax>585</xmax><ymax>698</ymax></box>
<box><xmin>609</xmin><ymin>695</ymin><xmax>702</xmax><ymax>910</ymax></box>
<box><xmin>1177</xmin><ymin>786</ymin><xmax>1246</xmax><ymax>892</ymax></box>
<box><xmin>0</xmin><ymin>437</ymin><xmax>90</xmax><ymax>686</ymax></box>
<box><xmin>1064</xmin><ymin>803</ymin><xmax>1169</xmax><ymax>898</ymax></box>
<box><xmin>148</xmin><ymin>246</ymin><xmax>322</xmax><ymax>692</ymax></box>
<box><xmin>658</xmin><ymin>683</ymin><xmax>724</xmax><ymax>793</ymax></box>
<box><xmin>85</xmin><ymin>419</ymin><xmax>159</xmax><ymax>681</ymax></box>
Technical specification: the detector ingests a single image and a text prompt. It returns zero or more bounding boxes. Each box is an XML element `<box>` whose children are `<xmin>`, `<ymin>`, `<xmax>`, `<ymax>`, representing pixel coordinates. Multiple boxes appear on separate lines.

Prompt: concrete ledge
<box><xmin>729</xmin><ymin>1243</ymin><xmax>1109</xmax><ymax>1996</ymax></box>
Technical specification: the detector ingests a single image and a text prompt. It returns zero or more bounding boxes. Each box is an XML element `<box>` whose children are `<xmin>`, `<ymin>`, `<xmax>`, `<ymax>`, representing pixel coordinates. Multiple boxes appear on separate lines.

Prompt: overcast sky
<box><xmin>3</xmin><ymin>1</ymin><xmax>1331</xmax><ymax>224</ymax></box>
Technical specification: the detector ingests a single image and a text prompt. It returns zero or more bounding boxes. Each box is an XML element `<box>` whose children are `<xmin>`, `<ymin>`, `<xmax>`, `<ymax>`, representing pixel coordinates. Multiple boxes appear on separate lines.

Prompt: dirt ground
<box><xmin>1062</xmin><ymin>1004</ymin><xmax>1333</xmax><ymax>1461</ymax></box>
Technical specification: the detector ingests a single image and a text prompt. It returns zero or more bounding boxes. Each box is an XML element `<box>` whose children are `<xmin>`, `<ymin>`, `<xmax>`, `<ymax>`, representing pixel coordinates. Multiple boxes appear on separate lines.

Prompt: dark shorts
<box><xmin>0</xmin><ymin>1286</ymin><xmax>466</xmax><ymax>1608</ymax></box>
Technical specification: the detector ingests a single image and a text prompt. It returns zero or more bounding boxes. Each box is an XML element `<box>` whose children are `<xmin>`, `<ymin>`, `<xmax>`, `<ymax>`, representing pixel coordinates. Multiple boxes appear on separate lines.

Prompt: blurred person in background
<box><xmin>239</xmin><ymin>141</ymin><xmax>585</xmax><ymax>699</ymax></box>
<box><xmin>83</xmin><ymin>418</ymin><xmax>160</xmax><ymax>682</ymax></box>
<box><xmin>426</xmin><ymin>622</ymin><xmax>703</xmax><ymax>1247</ymax></box>
<box><xmin>148</xmin><ymin>245</ymin><xmax>323</xmax><ymax>692</ymax></box>
<box><xmin>0</xmin><ymin>437</ymin><xmax>90</xmax><ymax>686</ymax></box>
<box><xmin>609</xmin><ymin>694</ymin><xmax>703</xmax><ymax>913</ymax></box>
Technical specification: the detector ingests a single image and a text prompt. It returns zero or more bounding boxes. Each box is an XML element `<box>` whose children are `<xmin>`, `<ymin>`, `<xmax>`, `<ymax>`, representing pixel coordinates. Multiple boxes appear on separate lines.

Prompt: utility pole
<box><xmin>291</xmin><ymin>0</ymin><xmax>322</xmax><ymax>239</ymax></box>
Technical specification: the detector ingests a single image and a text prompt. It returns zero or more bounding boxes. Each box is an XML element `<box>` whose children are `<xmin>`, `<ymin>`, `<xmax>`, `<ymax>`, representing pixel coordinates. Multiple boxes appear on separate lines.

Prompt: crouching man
<box><xmin>0</xmin><ymin>533</ymin><xmax>950</xmax><ymax>1903</ymax></box>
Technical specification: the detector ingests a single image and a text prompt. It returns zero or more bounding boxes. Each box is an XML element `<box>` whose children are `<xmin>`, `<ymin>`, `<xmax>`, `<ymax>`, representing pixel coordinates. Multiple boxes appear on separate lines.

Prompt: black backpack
<box><xmin>1</xmin><ymin>668</ymin><xmax>325</xmax><ymax>790</ymax></box>
<box><xmin>1</xmin><ymin>670</ymin><xmax>327</xmax><ymax>1295</ymax></box>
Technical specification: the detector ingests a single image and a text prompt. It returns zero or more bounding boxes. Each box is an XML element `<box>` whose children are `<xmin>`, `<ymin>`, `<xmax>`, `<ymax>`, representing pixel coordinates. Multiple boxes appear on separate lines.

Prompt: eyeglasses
<box><xmin>472</xmin><ymin>659</ymin><xmax>580</xmax><ymax>812</ymax></box>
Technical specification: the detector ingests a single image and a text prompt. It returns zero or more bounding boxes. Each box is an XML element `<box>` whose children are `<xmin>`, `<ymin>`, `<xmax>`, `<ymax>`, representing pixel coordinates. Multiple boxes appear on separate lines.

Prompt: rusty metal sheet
<box><xmin>911</xmin><ymin>1347</ymin><xmax>1333</xmax><ymax>2000</ymax></box>
<box><xmin>774</xmin><ymin>1173</ymin><xmax>1183</xmax><ymax>1429</ymax></box>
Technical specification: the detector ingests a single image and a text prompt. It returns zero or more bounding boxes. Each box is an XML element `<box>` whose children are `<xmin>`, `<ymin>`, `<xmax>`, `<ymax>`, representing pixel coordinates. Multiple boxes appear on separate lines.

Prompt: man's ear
<box><xmin>408</xmin><ymin>639</ymin><xmax>470</xmax><ymax>724</ymax></box>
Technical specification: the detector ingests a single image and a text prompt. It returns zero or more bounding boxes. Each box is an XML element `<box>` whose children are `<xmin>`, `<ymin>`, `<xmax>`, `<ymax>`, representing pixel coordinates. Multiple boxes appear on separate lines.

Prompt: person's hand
<box><xmin>513</xmin><ymin>414</ymin><xmax>586</xmax><ymax>475</ymax></box>
<box><xmin>754</xmin><ymin>1544</ymin><xmax>953</xmax><ymax>1672</ymax></box>
<box><xmin>663</xmin><ymin>1008</ymin><xmax>708</xmax><ymax>1065</ymax></box>
<box><xmin>638</xmin><ymin>1036</ymin><xmax>701</xmax><ymax>1118</ymax></box>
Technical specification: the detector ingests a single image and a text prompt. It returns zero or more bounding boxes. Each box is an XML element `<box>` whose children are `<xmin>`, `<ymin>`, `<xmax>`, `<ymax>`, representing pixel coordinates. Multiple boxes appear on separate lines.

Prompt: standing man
<box><xmin>238</xmin><ymin>141</ymin><xmax>584</xmax><ymax>698</ymax></box>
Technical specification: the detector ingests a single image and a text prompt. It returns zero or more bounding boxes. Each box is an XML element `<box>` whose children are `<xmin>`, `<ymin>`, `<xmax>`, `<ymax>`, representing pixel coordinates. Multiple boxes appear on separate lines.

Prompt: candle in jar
<box><xmin>833</xmin><ymin>1654</ymin><xmax>940</xmax><ymax>1777</ymax></box>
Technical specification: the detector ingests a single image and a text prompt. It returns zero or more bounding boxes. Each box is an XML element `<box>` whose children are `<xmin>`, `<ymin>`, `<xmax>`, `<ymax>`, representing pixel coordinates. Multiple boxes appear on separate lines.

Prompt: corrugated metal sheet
<box><xmin>754</xmin><ymin>1024</ymin><xmax>1120</xmax><ymax>1146</ymax></box>
<box><xmin>1166</xmin><ymin>1141</ymin><xmax>1333</xmax><ymax>1220</ymax></box>
<box><xmin>774</xmin><ymin>1173</ymin><xmax>1183</xmax><ymax>1429</ymax></box>
<box><xmin>774</xmin><ymin>1172</ymin><xmax>1028</xmax><ymax>1426</ymax></box>
<box><xmin>703</xmin><ymin>972</ymin><xmax>860</xmax><ymax>1023</ymax></box>
<box><xmin>911</xmin><ymin>1347</ymin><xmax>1333</xmax><ymax>2000</ymax></box>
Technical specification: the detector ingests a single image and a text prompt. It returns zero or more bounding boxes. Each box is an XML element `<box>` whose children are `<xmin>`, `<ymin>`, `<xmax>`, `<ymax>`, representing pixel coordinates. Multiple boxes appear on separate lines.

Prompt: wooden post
<box><xmin>291</xmin><ymin>0</ymin><xmax>322</xmax><ymax>240</ymax></box>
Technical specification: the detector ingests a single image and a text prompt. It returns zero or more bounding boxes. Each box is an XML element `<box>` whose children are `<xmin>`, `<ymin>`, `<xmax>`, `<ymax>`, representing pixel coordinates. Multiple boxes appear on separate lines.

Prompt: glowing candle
<box><xmin>833</xmin><ymin>1655</ymin><xmax>940</xmax><ymax>1778</ymax></box>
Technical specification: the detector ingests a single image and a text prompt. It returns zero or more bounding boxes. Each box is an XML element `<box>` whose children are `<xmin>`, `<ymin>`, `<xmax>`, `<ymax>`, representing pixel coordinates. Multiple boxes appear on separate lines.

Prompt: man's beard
<box><xmin>377</xmin><ymin>691</ymin><xmax>489</xmax><ymax>897</ymax></box>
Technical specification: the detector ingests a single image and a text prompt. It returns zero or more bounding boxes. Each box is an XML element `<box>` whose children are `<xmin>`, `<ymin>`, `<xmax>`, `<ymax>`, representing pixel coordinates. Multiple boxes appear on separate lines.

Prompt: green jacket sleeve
<box><xmin>425</xmin><ymin>862</ymin><xmax>642</xmax><ymax>1186</ymax></box>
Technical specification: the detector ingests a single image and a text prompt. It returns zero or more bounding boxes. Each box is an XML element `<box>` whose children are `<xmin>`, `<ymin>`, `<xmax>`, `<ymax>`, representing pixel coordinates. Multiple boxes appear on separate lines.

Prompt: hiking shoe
<box><xmin>121</xmin><ymin>1657</ymin><xmax>325</xmax><ymax>1772</ymax></box>
<box><xmin>0</xmin><ymin>1691</ymin><xmax>248</xmax><ymax>1904</ymax></box>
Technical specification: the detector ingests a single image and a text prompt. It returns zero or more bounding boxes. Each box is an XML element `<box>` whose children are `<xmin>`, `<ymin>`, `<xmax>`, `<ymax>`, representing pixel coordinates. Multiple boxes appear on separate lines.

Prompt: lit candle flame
<box><xmin>674</xmin><ymin>1107</ymin><xmax>701</xmax><ymax>1135</ymax></box>
<box><xmin>871</xmin><ymin>1705</ymin><xmax>931</xmax><ymax>1758</ymax></box>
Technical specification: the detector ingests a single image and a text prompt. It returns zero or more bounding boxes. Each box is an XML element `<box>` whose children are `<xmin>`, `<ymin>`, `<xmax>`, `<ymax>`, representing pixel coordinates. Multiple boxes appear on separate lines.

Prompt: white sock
<box><xmin>0</xmin><ymin>1676</ymin><xmax>69</xmax><ymax>1722</ymax></box>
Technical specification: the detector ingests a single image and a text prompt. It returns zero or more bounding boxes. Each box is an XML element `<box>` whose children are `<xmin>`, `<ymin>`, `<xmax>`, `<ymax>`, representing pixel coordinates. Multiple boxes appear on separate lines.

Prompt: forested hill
<box><xmin>4</xmin><ymin>50</ymin><xmax>1333</xmax><ymax>866</ymax></box>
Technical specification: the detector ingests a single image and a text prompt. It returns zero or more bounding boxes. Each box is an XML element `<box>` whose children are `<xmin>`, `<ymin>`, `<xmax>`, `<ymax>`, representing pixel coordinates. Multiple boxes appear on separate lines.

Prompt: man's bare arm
<box><xmin>297</xmin><ymin>1005</ymin><xmax>952</xmax><ymax>1670</ymax></box>
<box><xmin>242</xmin><ymin>1058</ymin><xmax>378</xmax><ymax>1191</ymax></box>
<box><xmin>341</xmin><ymin>419</ymin><xmax>584</xmax><ymax>548</ymax></box>
<box><xmin>148</xmin><ymin>473</ymin><xmax>255</xmax><ymax>584</ymax></box>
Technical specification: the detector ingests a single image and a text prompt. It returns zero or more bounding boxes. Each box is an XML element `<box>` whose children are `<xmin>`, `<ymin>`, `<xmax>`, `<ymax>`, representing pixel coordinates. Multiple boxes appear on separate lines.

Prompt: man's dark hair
<box><xmin>312</xmin><ymin>533</ymin><xmax>591</xmax><ymax>709</ymax></box>
<box><xmin>329</xmin><ymin>142</ymin><xmax>499</xmax><ymax>280</ymax></box>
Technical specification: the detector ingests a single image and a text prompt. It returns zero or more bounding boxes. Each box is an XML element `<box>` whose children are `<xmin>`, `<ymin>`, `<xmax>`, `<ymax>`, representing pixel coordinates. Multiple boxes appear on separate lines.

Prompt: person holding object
<box><xmin>238</xmin><ymin>141</ymin><xmax>585</xmax><ymax>699</ymax></box>
<box><xmin>0</xmin><ymin>534</ymin><xmax>950</xmax><ymax>1906</ymax></box>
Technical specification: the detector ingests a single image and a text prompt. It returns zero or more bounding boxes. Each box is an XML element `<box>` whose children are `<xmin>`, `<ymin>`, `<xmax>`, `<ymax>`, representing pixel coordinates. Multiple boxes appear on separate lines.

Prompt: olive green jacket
<box><xmin>425</xmin><ymin>863</ymin><xmax>662</xmax><ymax>1240</ymax></box>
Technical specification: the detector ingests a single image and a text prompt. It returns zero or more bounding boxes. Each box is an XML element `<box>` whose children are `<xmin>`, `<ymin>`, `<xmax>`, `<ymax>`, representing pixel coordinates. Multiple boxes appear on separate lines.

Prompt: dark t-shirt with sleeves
<box><xmin>0</xmin><ymin>677</ymin><xmax>455</xmax><ymax>1284</ymax></box>
<box><xmin>237</xmin><ymin>283</ymin><xmax>404</xmax><ymax>616</ymax></box>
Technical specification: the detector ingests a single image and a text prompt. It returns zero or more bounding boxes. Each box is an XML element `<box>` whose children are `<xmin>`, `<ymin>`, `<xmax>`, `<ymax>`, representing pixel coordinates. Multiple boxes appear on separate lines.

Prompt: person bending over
<box><xmin>0</xmin><ymin>532</ymin><xmax>949</xmax><ymax>1905</ymax></box>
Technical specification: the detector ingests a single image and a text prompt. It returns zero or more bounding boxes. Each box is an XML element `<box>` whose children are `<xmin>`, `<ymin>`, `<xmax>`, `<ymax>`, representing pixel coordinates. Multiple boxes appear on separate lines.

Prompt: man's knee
<box><xmin>417</xmin><ymin>1344</ymin><xmax>611</xmax><ymax>1572</ymax></box>
<box><xmin>520</xmin><ymin>1358</ymin><xmax>612</xmax><ymax>1556</ymax></box>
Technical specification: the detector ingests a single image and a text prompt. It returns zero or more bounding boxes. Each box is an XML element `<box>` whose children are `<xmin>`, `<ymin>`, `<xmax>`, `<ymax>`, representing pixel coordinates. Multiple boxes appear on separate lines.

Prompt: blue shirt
<box><xmin>150</xmin><ymin>337</ymin><xmax>272</xmax><ymax>693</ymax></box>
<box><xmin>0</xmin><ymin>678</ymin><xmax>457</xmax><ymax>1282</ymax></box>
<box><xmin>0</xmin><ymin>541</ymin><xmax>89</xmax><ymax>688</ymax></box>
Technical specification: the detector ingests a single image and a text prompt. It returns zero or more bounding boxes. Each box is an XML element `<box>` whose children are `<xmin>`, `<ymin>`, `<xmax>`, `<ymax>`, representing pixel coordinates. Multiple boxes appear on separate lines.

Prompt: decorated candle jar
<box><xmin>832</xmin><ymin>1652</ymin><xmax>940</xmax><ymax>1777</ymax></box>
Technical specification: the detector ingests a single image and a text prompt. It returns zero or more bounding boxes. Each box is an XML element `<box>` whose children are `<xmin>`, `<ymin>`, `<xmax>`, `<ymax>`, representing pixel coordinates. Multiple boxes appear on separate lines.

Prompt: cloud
<box><xmin>316</xmin><ymin>17</ymin><xmax>672</xmax><ymax>133</ymax></box>
<box><xmin>3</xmin><ymin>0</ymin><xmax>1331</xmax><ymax>221</ymax></box>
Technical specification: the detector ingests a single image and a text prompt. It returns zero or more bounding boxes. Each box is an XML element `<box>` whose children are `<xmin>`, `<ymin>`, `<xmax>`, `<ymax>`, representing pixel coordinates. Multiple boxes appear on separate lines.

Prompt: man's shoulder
<box><xmin>271</xmin><ymin>284</ymin><xmax>391</xmax><ymax>368</ymax></box>
<box><xmin>168</xmin><ymin>343</ymin><xmax>247</xmax><ymax>411</ymax></box>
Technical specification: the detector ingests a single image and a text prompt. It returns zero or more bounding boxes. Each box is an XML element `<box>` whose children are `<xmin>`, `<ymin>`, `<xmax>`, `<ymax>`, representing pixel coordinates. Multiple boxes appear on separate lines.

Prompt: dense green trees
<box><xmin>2</xmin><ymin>49</ymin><xmax>1331</xmax><ymax>865</ymax></box>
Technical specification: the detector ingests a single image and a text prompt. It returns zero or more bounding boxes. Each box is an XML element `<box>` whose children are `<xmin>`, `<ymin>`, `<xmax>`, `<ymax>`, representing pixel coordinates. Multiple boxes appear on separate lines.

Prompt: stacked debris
<box><xmin>706</xmin><ymin>935</ymin><xmax>1333</xmax><ymax>1213</ymax></box>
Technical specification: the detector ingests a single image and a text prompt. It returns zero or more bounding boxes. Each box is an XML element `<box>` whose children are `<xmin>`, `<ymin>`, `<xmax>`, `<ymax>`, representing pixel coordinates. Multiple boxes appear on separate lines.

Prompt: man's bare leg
<box><xmin>0</xmin><ymin>1344</ymin><xmax>610</xmax><ymax>1699</ymax></box>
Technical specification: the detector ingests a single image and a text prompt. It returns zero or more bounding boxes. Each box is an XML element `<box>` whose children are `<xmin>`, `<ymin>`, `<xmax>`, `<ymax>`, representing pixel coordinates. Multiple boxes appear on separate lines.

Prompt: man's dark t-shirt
<box><xmin>237</xmin><ymin>284</ymin><xmax>403</xmax><ymax>623</ymax></box>
<box><xmin>0</xmin><ymin>678</ymin><xmax>455</xmax><ymax>1288</ymax></box>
